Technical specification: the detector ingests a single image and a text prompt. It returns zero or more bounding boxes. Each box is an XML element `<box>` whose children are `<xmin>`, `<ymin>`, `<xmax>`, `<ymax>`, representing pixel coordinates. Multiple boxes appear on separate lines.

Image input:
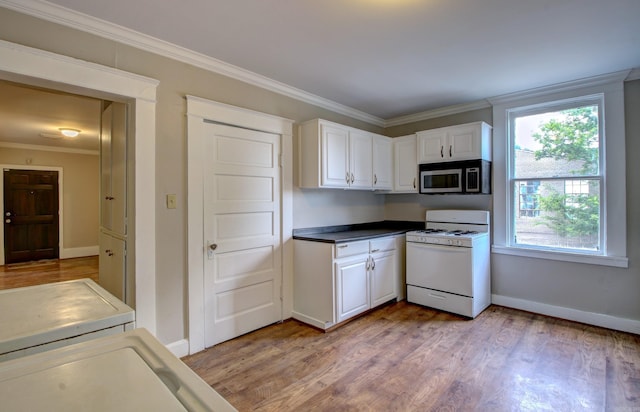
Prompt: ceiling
<box><xmin>1</xmin><ymin>0</ymin><xmax>639</xmax><ymax>150</ymax></box>
<box><xmin>0</xmin><ymin>81</ymin><xmax>102</xmax><ymax>151</ymax></box>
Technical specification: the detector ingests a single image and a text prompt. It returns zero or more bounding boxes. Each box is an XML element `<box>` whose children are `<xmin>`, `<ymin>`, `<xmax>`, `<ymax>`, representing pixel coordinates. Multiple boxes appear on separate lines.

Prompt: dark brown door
<box><xmin>3</xmin><ymin>169</ymin><xmax>59</xmax><ymax>264</ymax></box>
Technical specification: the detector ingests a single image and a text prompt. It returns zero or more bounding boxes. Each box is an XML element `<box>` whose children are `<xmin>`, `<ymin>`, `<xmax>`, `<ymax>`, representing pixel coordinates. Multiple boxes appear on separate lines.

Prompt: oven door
<box><xmin>406</xmin><ymin>241</ymin><xmax>472</xmax><ymax>297</ymax></box>
<box><xmin>419</xmin><ymin>169</ymin><xmax>462</xmax><ymax>193</ymax></box>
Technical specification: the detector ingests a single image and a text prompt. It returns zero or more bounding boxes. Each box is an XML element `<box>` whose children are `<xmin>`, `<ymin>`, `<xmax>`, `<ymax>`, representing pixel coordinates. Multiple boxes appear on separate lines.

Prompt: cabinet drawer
<box><xmin>369</xmin><ymin>237</ymin><xmax>396</xmax><ymax>253</ymax></box>
<box><xmin>335</xmin><ymin>240</ymin><xmax>369</xmax><ymax>258</ymax></box>
<box><xmin>407</xmin><ymin>286</ymin><xmax>474</xmax><ymax>318</ymax></box>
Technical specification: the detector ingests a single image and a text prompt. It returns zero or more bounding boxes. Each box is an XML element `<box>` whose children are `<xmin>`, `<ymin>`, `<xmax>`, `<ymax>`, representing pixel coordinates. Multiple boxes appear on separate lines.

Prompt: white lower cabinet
<box><xmin>335</xmin><ymin>255</ymin><xmax>370</xmax><ymax>323</ymax></box>
<box><xmin>99</xmin><ymin>231</ymin><xmax>126</xmax><ymax>302</ymax></box>
<box><xmin>293</xmin><ymin>236</ymin><xmax>398</xmax><ymax>330</ymax></box>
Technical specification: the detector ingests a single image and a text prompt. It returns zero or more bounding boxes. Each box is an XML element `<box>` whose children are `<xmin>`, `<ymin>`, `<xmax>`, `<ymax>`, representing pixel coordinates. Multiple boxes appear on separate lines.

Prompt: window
<box><xmin>490</xmin><ymin>72</ymin><xmax>628</xmax><ymax>268</ymax></box>
<box><xmin>511</xmin><ymin>99</ymin><xmax>602</xmax><ymax>252</ymax></box>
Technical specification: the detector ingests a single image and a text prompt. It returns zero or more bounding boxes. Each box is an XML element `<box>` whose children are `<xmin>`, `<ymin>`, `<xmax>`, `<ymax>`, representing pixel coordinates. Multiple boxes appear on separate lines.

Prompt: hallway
<box><xmin>0</xmin><ymin>256</ymin><xmax>99</xmax><ymax>290</ymax></box>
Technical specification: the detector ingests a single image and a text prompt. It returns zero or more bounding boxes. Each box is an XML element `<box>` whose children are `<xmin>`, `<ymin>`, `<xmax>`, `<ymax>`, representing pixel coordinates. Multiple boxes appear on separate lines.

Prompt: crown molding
<box><xmin>0</xmin><ymin>0</ymin><xmax>385</xmax><ymax>127</ymax></box>
<box><xmin>627</xmin><ymin>68</ymin><xmax>640</xmax><ymax>82</ymax></box>
<box><xmin>0</xmin><ymin>141</ymin><xmax>99</xmax><ymax>155</ymax></box>
<box><xmin>487</xmin><ymin>70</ymin><xmax>631</xmax><ymax>106</ymax></box>
<box><xmin>384</xmin><ymin>100</ymin><xmax>492</xmax><ymax>128</ymax></box>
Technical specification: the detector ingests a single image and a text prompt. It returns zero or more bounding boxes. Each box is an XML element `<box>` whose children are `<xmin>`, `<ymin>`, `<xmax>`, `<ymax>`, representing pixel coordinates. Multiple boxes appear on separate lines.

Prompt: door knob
<box><xmin>5</xmin><ymin>219</ymin><xmax>10</xmax><ymax>224</ymax></box>
<box><xmin>207</xmin><ymin>242</ymin><xmax>217</xmax><ymax>259</ymax></box>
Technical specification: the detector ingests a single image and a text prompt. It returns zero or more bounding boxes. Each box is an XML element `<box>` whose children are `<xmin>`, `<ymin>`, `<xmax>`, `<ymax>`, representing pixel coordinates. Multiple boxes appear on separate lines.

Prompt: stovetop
<box><xmin>406</xmin><ymin>210</ymin><xmax>490</xmax><ymax>247</ymax></box>
<box><xmin>406</xmin><ymin>227</ymin><xmax>488</xmax><ymax>247</ymax></box>
<box><xmin>411</xmin><ymin>229</ymin><xmax>480</xmax><ymax>236</ymax></box>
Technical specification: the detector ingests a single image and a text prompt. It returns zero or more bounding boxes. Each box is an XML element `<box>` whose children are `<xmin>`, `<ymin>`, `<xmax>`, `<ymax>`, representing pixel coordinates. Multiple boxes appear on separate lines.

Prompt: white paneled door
<box><xmin>203</xmin><ymin>123</ymin><xmax>282</xmax><ymax>347</ymax></box>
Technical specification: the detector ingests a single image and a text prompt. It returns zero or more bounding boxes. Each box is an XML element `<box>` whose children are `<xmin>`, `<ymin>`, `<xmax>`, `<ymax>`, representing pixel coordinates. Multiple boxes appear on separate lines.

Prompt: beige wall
<box><xmin>0</xmin><ymin>147</ymin><xmax>99</xmax><ymax>249</ymax></box>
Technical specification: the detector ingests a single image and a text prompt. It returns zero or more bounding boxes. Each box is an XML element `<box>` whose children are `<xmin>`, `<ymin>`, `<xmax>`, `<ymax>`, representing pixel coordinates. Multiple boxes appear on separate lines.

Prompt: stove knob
<box><xmin>457</xmin><ymin>240</ymin><xmax>462</xmax><ymax>246</ymax></box>
<box><xmin>447</xmin><ymin>239</ymin><xmax>453</xmax><ymax>246</ymax></box>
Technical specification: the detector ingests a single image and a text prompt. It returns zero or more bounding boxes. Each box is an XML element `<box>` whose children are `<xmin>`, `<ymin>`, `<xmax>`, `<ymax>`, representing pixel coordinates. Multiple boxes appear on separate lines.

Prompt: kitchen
<box><xmin>0</xmin><ymin>0</ymin><xmax>639</xmax><ymax>410</ymax></box>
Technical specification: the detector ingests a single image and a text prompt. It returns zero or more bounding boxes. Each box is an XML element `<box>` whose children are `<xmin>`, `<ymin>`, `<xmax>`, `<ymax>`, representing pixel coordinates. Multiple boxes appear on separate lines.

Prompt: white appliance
<box><xmin>0</xmin><ymin>279</ymin><xmax>135</xmax><ymax>361</ymax></box>
<box><xmin>0</xmin><ymin>328</ymin><xmax>237</xmax><ymax>411</ymax></box>
<box><xmin>406</xmin><ymin>210</ymin><xmax>491</xmax><ymax>318</ymax></box>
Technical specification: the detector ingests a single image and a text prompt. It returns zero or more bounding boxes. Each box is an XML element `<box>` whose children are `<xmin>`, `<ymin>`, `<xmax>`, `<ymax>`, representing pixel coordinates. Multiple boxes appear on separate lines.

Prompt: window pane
<box><xmin>513</xmin><ymin>179</ymin><xmax>600</xmax><ymax>251</ymax></box>
<box><xmin>514</xmin><ymin>105</ymin><xmax>599</xmax><ymax>178</ymax></box>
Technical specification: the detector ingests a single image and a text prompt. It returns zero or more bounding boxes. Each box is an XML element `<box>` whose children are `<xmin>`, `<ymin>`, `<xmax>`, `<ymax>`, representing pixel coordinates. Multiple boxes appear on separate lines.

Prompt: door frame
<box><xmin>0</xmin><ymin>40</ymin><xmax>159</xmax><ymax>334</ymax></box>
<box><xmin>0</xmin><ymin>165</ymin><xmax>63</xmax><ymax>264</ymax></box>
<box><xmin>186</xmin><ymin>95</ymin><xmax>294</xmax><ymax>355</ymax></box>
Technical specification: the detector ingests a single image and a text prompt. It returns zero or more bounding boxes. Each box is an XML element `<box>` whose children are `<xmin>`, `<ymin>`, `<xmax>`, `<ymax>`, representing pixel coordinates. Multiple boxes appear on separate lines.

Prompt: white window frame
<box><xmin>490</xmin><ymin>72</ymin><xmax>629</xmax><ymax>268</ymax></box>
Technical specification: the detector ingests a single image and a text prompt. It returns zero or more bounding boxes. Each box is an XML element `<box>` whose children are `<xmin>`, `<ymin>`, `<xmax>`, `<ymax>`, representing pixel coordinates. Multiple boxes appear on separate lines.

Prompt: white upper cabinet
<box><xmin>320</xmin><ymin>122</ymin><xmax>350</xmax><ymax>188</ymax></box>
<box><xmin>417</xmin><ymin>121</ymin><xmax>492</xmax><ymax>164</ymax></box>
<box><xmin>392</xmin><ymin>134</ymin><xmax>417</xmax><ymax>193</ymax></box>
<box><xmin>101</xmin><ymin>102</ymin><xmax>127</xmax><ymax>235</ymax></box>
<box><xmin>348</xmin><ymin>129</ymin><xmax>373</xmax><ymax>189</ymax></box>
<box><xmin>372</xmin><ymin>134</ymin><xmax>393</xmax><ymax>190</ymax></box>
<box><xmin>299</xmin><ymin>119</ymin><xmax>376</xmax><ymax>190</ymax></box>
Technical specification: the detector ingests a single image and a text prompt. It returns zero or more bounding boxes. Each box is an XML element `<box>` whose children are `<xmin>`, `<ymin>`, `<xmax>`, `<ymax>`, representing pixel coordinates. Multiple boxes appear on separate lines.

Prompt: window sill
<box><xmin>491</xmin><ymin>245</ymin><xmax>628</xmax><ymax>268</ymax></box>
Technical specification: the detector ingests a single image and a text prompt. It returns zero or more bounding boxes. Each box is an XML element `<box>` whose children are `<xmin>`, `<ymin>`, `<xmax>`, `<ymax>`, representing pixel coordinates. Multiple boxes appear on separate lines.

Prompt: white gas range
<box><xmin>406</xmin><ymin>210</ymin><xmax>491</xmax><ymax>318</ymax></box>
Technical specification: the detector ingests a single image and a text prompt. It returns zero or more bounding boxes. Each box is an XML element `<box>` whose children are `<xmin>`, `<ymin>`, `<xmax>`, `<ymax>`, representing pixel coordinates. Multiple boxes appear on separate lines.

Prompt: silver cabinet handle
<box><xmin>449</xmin><ymin>145</ymin><xmax>452</xmax><ymax>157</ymax></box>
<box><xmin>350</xmin><ymin>173</ymin><xmax>355</xmax><ymax>184</ymax></box>
<box><xmin>371</xmin><ymin>248</ymin><xmax>380</xmax><ymax>253</ymax></box>
<box><xmin>337</xmin><ymin>244</ymin><xmax>348</xmax><ymax>249</ymax></box>
<box><xmin>371</xmin><ymin>257</ymin><xmax>375</xmax><ymax>270</ymax></box>
<box><xmin>413</xmin><ymin>177</ymin><xmax>416</xmax><ymax>189</ymax></box>
<box><xmin>346</xmin><ymin>172</ymin><xmax>350</xmax><ymax>184</ymax></box>
<box><xmin>440</xmin><ymin>146</ymin><xmax>444</xmax><ymax>158</ymax></box>
<box><xmin>374</xmin><ymin>174</ymin><xmax>377</xmax><ymax>185</ymax></box>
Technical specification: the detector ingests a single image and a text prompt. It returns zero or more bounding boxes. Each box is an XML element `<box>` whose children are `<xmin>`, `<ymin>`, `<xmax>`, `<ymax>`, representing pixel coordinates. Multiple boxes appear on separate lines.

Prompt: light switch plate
<box><xmin>166</xmin><ymin>194</ymin><xmax>177</xmax><ymax>209</ymax></box>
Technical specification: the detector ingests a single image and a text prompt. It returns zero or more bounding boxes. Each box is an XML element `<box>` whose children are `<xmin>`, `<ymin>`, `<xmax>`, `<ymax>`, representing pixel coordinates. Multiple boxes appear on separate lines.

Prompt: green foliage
<box><xmin>533</xmin><ymin>106</ymin><xmax>599</xmax><ymax>175</ymax></box>
<box><xmin>532</xmin><ymin>106</ymin><xmax>600</xmax><ymax>241</ymax></box>
<box><xmin>537</xmin><ymin>185</ymin><xmax>599</xmax><ymax>238</ymax></box>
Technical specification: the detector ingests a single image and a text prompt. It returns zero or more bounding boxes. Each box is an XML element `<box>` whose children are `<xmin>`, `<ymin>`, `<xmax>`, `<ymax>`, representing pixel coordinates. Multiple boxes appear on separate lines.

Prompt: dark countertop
<box><xmin>292</xmin><ymin>220</ymin><xmax>424</xmax><ymax>244</ymax></box>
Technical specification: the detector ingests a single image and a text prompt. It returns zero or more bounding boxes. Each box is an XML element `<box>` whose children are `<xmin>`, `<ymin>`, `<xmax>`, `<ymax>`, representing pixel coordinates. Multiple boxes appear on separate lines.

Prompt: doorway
<box><xmin>0</xmin><ymin>40</ymin><xmax>158</xmax><ymax>333</ymax></box>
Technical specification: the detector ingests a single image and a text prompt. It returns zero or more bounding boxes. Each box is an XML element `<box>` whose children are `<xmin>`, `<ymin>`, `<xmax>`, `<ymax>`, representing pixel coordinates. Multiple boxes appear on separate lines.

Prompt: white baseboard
<box><xmin>165</xmin><ymin>339</ymin><xmax>190</xmax><ymax>358</ymax></box>
<box><xmin>492</xmin><ymin>294</ymin><xmax>640</xmax><ymax>335</ymax></box>
<box><xmin>61</xmin><ymin>246</ymin><xmax>99</xmax><ymax>259</ymax></box>
<box><xmin>291</xmin><ymin>311</ymin><xmax>332</xmax><ymax>330</ymax></box>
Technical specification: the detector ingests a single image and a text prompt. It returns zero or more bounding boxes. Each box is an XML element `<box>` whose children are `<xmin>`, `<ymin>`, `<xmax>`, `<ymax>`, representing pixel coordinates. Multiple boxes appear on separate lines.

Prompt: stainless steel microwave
<box><xmin>419</xmin><ymin>159</ymin><xmax>491</xmax><ymax>194</ymax></box>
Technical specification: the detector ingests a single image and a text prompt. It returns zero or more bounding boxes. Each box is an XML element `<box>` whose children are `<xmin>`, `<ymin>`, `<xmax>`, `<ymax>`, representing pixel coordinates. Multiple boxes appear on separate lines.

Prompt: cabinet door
<box><xmin>370</xmin><ymin>251</ymin><xmax>397</xmax><ymax>307</ymax></box>
<box><xmin>448</xmin><ymin>123</ymin><xmax>480</xmax><ymax>161</ymax></box>
<box><xmin>372</xmin><ymin>135</ymin><xmax>393</xmax><ymax>190</ymax></box>
<box><xmin>335</xmin><ymin>256</ymin><xmax>370</xmax><ymax>323</ymax></box>
<box><xmin>321</xmin><ymin>123</ymin><xmax>350</xmax><ymax>188</ymax></box>
<box><xmin>417</xmin><ymin>129</ymin><xmax>448</xmax><ymax>163</ymax></box>
<box><xmin>100</xmin><ymin>102</ymin><xmax>127</xmax><ymax>235</ymax></box>
<box><xmin>348</xmin><ymin>130</ymin><xmax>373</xmax><ymax>189</ymax></box>
<box><xmin>393</xmin><ymin>135</ymin><xmax>417</xmax><ymax>193</ymax></box>
<box><xmin>99</xmin><ymin>232</ymin><xmax>126</xmax><ymax>301</ymax></box>
<box><xmin>110</xmin><ymin>102</ymin><xmax>127</xmax><ymax>235</ymax></box>
<box><xmin>100</xmin><ymin>105</ymin><xmax>113</xmax><ymax>230</ymax></box>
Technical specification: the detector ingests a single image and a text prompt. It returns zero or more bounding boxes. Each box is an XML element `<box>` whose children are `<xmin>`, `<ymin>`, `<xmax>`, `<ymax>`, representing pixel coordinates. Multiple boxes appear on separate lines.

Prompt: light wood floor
<box><xmin>183</xmin><ymin>301</ymin><xmax>640</xmax><ymax>411</ymax></box>
<box><xmin>0</xmin><ymin>256</ymin><xmax>99</xmax><ymax>290</ymax></box>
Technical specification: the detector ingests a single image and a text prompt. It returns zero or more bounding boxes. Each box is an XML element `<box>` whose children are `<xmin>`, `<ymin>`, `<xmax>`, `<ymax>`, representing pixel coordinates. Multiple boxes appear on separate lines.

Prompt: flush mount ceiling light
<box><xmin>59</xmin><ymin>128</ymin><xmax>81</xmax><ymax>137</ymax></box>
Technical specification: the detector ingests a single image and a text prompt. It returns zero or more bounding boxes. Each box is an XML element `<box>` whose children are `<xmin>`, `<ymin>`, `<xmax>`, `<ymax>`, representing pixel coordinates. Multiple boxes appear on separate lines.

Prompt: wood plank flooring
<box><xmin>0</xmin><ymin>256</ymin><xmax>99</xmax><ymax>290</ymax></box>
<box><xmin>183</xmin><ymin>301</ymin><xmax>640</xmax><ymax>411</ymax></box>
